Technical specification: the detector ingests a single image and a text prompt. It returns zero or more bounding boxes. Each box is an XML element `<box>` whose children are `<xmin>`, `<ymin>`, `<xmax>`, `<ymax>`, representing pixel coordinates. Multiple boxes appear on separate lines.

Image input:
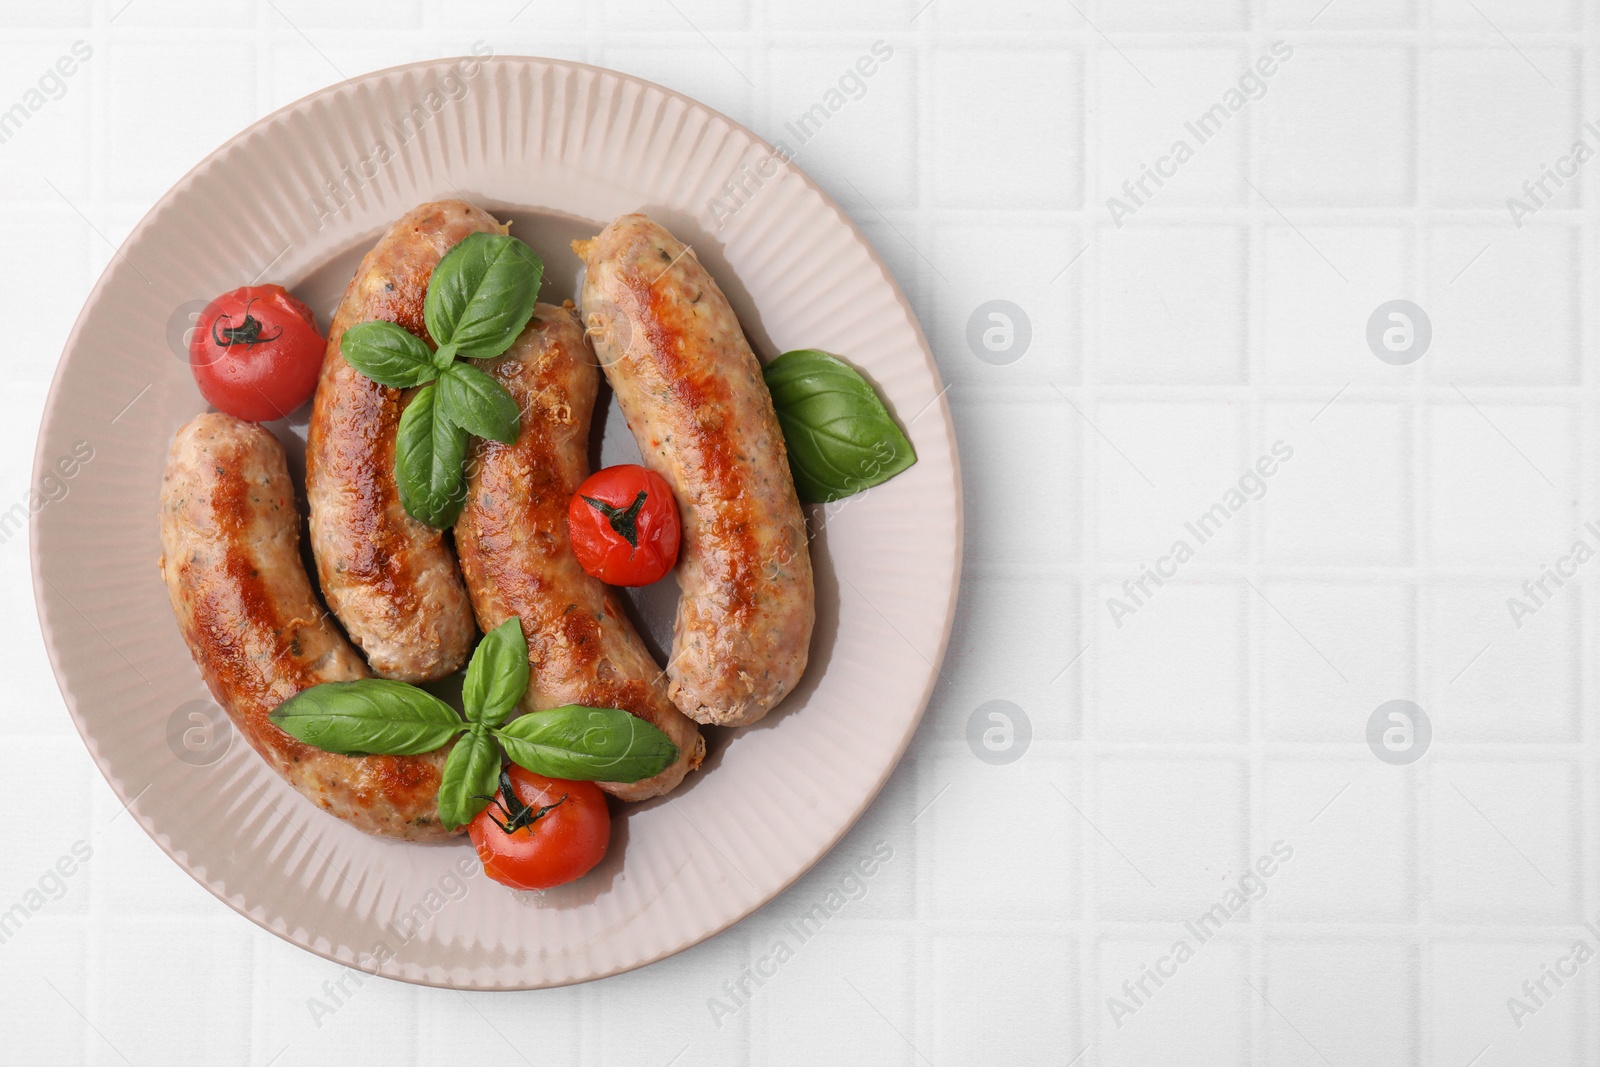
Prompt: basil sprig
<box><xmin>267</xmin><ymin>617</ymin><xmax>679</xmax><ymax>830</ymax></box>
<box><xmin>339</xmin><ymin>231</ymin><xmax>544</xmax><ymax>528</ymax></box>
<box><xmin>763</xmin><ymin>349</ymin><xmax>917</xmax><ymax>503</ymax></box>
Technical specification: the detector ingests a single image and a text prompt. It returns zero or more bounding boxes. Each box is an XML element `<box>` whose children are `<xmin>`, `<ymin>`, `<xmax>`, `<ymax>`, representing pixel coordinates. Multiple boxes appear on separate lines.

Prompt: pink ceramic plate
<box><xmin>32</xmin><ymin>56</ymin><xmax>960</xmax><ymax>989</ymax></box>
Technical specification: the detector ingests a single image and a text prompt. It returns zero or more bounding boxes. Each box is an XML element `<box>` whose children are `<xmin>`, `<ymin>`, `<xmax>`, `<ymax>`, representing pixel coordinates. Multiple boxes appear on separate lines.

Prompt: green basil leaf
<box><xmin>763</xmin><ymin>349</ymin><xmax>917</xmax><ymax>504</ymax></box>
<box><xmin>423</xmin><ymin>232</ymin><xmax>544</xmax><ymax>360</ymax></box>
<box><xmin>395</xmin><ymin>383</ymin><xmax>468</xmax><ymax>528</ymax></box>
<box><xmin>494</xmin><ymin>705</ymin><xmax>679</xmax><ymax>783</ymax></box>
<box><xmin>437</xmin><ymin>362</ymin><xmax>521</xmax><ymax>444</ymax></box>
<box><xmin>437</xmin><ymin>725</ymin><xmax>501</xmax><ymax>831</ymax></box>
<box><xmin>267</xmin><ymin>679</ymin><xmax>465</xmax><ymax>756</ymax></box>
<box><xmin>340</xmin><ymin>321</ymin><xmax>440</xmax><ymax>388</ymax></box>
<box><xmin>462</xmin><ymin>617</ymin><xmax>529</xmax><ymax>728</ymax></box>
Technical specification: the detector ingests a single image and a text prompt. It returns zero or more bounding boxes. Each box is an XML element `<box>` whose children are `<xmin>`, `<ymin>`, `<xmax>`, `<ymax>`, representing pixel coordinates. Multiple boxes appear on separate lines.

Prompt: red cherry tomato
<box><xmin>468</xmin><ymin>766</ymin><xmax>611</xmax><ymax>891</ymax></box>
<box><xmin>189</xmin><ymin>284</ymin><xmax>325</xmax><ymax>422</ymax></box>
<box><xmin>568</xmin><ymin>464</ymin><xmax>680</xmax><ymax>587</ymax></box>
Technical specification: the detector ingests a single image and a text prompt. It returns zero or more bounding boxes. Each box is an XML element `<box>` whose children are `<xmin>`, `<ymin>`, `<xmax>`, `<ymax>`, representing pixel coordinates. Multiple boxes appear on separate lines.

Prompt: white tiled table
<box><xmin>4</xmin><ymin>1</ymin><xmax>1596</xmax><ymax>1063</ymax></box>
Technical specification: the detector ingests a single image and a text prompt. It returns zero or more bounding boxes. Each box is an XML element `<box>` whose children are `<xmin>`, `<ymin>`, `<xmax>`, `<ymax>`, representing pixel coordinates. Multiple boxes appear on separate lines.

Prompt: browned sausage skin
<box><xmin>159</xmin><ymin>414</ymin><xmax>454</xmax><ymax>840</ymax></box>
<box><xmin>455</xmin><ymin>304</ymin><xmax>705</xmax><ymax>800</ymax></box>
<box><xmin>305</xmin><ymin>200</ymin><xmax>496</xmax><ymax>682</ymax></box>
<box><xmin>575</xmin><ymin>215</ymin><xmax>815</xmax><ymax>727</ymax></box>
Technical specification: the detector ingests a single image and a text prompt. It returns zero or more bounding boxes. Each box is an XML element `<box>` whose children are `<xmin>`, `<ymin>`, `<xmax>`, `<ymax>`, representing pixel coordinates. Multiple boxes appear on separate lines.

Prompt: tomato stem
<box><xmin>582</xmin><ymin>490</ymin><xmax>647</xmax><ymax>549</ymax></box>
<box><xmin>471</xmin><ymin>768</ymin><xmax>567</xmax><ymax>835</ymax></box>
<box><xmin>210</xmin><ymin>298</ymin><xmax>283</xmax><ymax>348</ymax></box>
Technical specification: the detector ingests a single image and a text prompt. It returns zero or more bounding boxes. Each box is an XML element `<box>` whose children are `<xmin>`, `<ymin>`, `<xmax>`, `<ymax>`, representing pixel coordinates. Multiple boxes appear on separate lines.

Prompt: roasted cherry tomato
<box><xmin>468</xmin><ymin>766</ymin><xmax>610</xmax><ymax>891</ymax></box>
<box><xmin>189</xmin><ymin>284</ymin><xmax>324</xmax><ymax>422</ymax></box>
<box><xmin>568</xmin><ymin>464</ymin><xmax>680</xmax><ymax>587</ymax></box>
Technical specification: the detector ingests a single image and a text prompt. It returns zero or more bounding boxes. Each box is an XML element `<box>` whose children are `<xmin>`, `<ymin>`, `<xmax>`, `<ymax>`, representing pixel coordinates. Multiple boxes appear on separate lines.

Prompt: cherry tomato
<box><xmin>568</xmin><ymin>464</ymin><xmax>680</xmax><ymax>587</ymax></box>
<box><xmin>468</xmin><ymin>766</ymin><xmax>611</xmax><ymax>891</ymax></box>
<box><xmin>189</xmin><ymin>284</ymin><xmax>325</xmax><ymax>422</ymax></box>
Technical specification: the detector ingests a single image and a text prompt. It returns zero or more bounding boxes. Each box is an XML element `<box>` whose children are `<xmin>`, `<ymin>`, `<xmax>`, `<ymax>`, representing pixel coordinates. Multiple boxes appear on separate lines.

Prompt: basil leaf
<box><xmin>437</xmin><ymin>725</ymin><xmax>501</xmax><ymax>831</ymax></box>
<box><xmin>462</xmin><ymin>617</ymin><xmax>529</xmax><ymax>728</ymax></box>
<box><xmin>423</xmin><ymin>233</ymin><xmax>543</xmax><ymax>360</ymax></box>
<box><xmin>268</xmin><ymin>679</ymin><xmax>465</xmax><ymax>756</ymax></box>
<box><xmin>437</xmin><ymin>362</ymin><xmax>521</xmax><ymax>444</ymax></box>
<box><xmin>395</xmin><ymin>383</ymin><xmax>469</xmax><ymax>528</ymax></box>
<box><xmin>340</xmin><ymin>321</ymin><xmax>440</xmax><ymax>388</ymax></box>
<box><xmin>494</xmin><ymin>705</ymin><xmax>679</xmax><ymax>783</ymax></box>
<box><xmin>763</xmin><ymin>349</ymin><xmax>917</xmax><ymax>504</ymax></box>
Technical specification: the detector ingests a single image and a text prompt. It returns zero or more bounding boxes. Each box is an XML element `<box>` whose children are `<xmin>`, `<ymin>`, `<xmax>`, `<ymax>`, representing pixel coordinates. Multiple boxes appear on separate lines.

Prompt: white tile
<box><xmin>0</xmin><ymin>39</ymin><xmax>95</xmax><ymax>203</ymax></box>
<box><xmin>763</xmin><ymin>45</ymin><xmax>915</xmax><ymax>211</ymax></box>
<box><xmin>1260</xmin><ymin>583</ymin><xmax>1415</xmax><ymax>741</ymax></box>
<box><xmin>263</xmin><ymin>0</ymin><xmax>422</xmax><ymax>26</ymax></box>
<box><xmin>4</xmin><ymin>917</ymin><xmax>89</xmax><ymax>1064</ymax></box>
<box><xmin>941</xmin><ymin>575</ymin><xmax>1079</xmax><ymax>743</ymax></box>
<box><xmin>930</xmin><ymin>221</ymin><xmax>1079</xmax><ymax>386</ymax></box>
<box><xmin>931</xmin><ymin>935</ymin><xmax>1074</xmax><ymax>1064</ymax></box>
<box><xmin>1093</xmin><ymin>401</ymin><xmax>1245</xmax><ymax>564</ymax></box>
<box><xmin>106</xmin><ymin>40</ymin><xmax>259</xmax><ymax>205</ymax></box>
<box><xmin>1093</xmin><ymin>582</ymin><xmax>1246</xmax><ymax>743</ymax></box>
<box><xmin>0</xmin><ymin>537</ymin><xmax>88</xmax><ymax>741</ymax></box>
<box><xmin>1428</xmin><ymin>761</ymin><xmax>1580</xmax><ymax>923</ymax></box>
<box><xmin>0</xmin><ymin>208</ymin><xmax>93</xmax><ymax>382</ymax></box>
<box><xmin>1427</xmin><ymin>403</ymin><xmax>1576</xmax><ymax>564</ymax></box>
<box><xmin>1093</xmin><ymin>226</ymin><xmax>1246</xmax><ymax>383</ymax></box>
<box><xmin>1094</xmin><ymin>759</ymin><xmax>1247</xmax><ymax>920</ymax></box>
<box><xmin>1263</xmin><ymin>941</ymin><xmax>1417</xmax><ymax>1067</ymax></box>
<box><xmin>1431</xmin><ymin>0</ymin><xmax>1580</xmax><ymax>31</ymax></box>
<box><xmin>415</xmin><ymin>985</ymin><xmax>584</xmax><ymax>1065</ymax></box>
<box><xmin>932</xmin><ymin>48</ymin><xmax>1083</xmax><ymax>208</ymax></box>
<box><xmin>111</xmin><ymin>0</ymin><xmax>250</xmax><ymax>26</ymax></box>
<box><xmin>951</xmin><ymin>395</ymin><xmax>1077</xmax><ymax>572</ymax></box>
<box><xmin>0</xmin><ymin>2</ymin><xmax>91</xmax><ymax>24</ymax></box>
<box><xmin>1258</xmin><ymin>46</ymin><xmax>1415</xmax><ymax>205</ymax></box>
<box><xmin>757</xmin><ymin>933</ymin><xmax>914</xmax><ymax>1067</ymax></box>
<box><xmin>1260</xmin><ymin>225</ymin><xmax>1414</xmax><ymax>383</ymax></box>
<box><xmin>255</xmin><ymin>933</ymin><xmax>421</xmax><ymax>1064</ymax></box>
<box><xmin>767</xmin><ymin>0</ymin><xmax>912</xmax><ymax>27</ymax></box>
<box><xmin>1424</xmin><ymin>582</ymin><xmax>1579</xmax><ymax>743</ymax></box>
<box><xmin>1096</xmin><ymin>49</ymin><xmax>1250</xmax><ymax>212</ymax></box>
<box><xmin>1427</xmin><ymin>225</ymin><xmax>1579</xmax><ymax>385</ymax></box>
<box><xmin>594</xmin><ymin>928</ymin><xmax>754</xmax><ymax>1062</ymax></box>
<box><xmin>1093</xmin><ymin>0</ymin><xmax>1247</xmax><ymax>30</ymax></box>
<box><xmin>922</xmin><ymin>754</ymin><xmax>1075</xmax><ymax>920</ymax></box>
<box><xmin>1431</xmin><ymin>940</ymin><xmax>1587</xmax><ymax>1066</ymax></box>
<box><xmin>81</xmin><ymin>918</ymin><xmax>253</xmax><ymax>1064</ymax></box>
<box><xmin>1264</xmin><ymin>763</ymin><xmax>1415</xmax><ymax>922</ymax></box>
<box><xmin>1264</xmin><ymin>0</ymin><xmax>1414</xmax><ymax>27</ymax></box>
<box><xmin>1261</xmin><ymin>402</ymin><xmax>1411</xmax><ymax>566</ymax></box>
<box><xmin>1095</xmin><ymin>938</ymin><xmax>1250</xmax><ymax>1062</ymax></box>
<box><xmin>930</xmin><ymin>0</ymin><xmax>1080</xmax><ymax>30</ymax></box>
<box><xmin>1425</xmin><ymin>49</ymin><xmax>1579</xmax><ymax>208</ymax></box>
<box><xmin>0</xmin><ymin>738</ymin><xmax>93</xmax><ymax>909</ymax></box>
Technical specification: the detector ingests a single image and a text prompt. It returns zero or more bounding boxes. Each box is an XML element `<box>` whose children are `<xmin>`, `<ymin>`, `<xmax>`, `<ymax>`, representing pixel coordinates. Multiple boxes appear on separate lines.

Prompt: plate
<box><xmin>31</xmin><ymin>56</ymin><xmax>961</xmax><ymax>989</ymax></box>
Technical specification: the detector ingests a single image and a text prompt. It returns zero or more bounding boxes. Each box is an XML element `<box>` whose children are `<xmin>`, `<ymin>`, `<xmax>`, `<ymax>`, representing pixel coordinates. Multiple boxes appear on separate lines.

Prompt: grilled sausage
<box><xmin>159</xmin><ymin>413</ymin><xmax>454</xmax><ymax>840</ymax></box>
<box><xmin>574</xmin><ymin>215</ymin><xmax>814</xmax><ymax>727</ymax></box>
<box><xmin>454</xmin><ymin>304</ymin><xmax>704</xmax><ymax>800</ymax></box>
<box><xmin>305</xmin><ymin>200</ymin><xmax>495</xmax><ymax>682</ymax></box>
